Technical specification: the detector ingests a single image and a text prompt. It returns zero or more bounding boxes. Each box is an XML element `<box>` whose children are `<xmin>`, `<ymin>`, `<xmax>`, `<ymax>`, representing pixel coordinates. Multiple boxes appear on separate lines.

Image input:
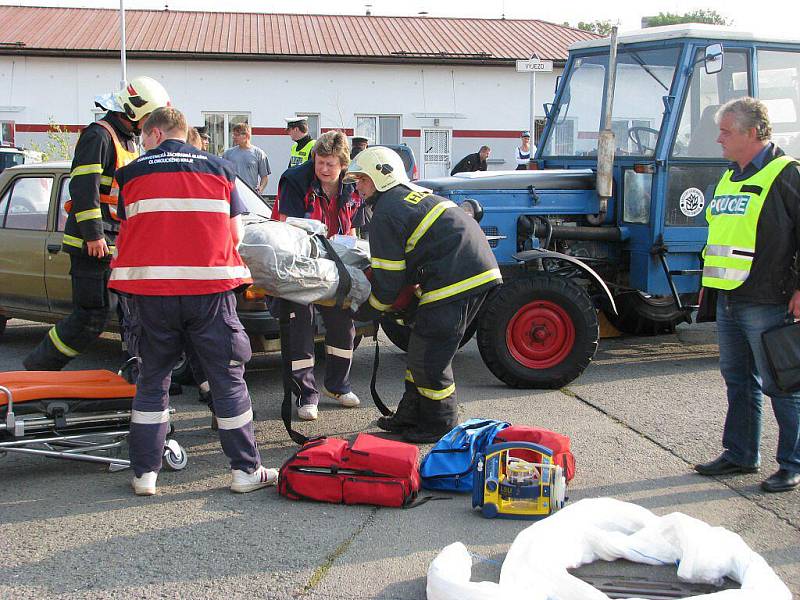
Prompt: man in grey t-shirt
<box><xmin>223</xmin><ymin>122</ymin><xmax>271</xmax><ymax>194</ymax></box>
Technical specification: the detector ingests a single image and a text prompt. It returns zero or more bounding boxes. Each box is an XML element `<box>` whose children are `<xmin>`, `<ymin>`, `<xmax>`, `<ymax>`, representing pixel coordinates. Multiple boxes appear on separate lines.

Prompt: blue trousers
<box><xmin>126</xmin><ymin>291</ymin><xmax>260</xmax><ymax>477</ymax></box>
<box><xmin>285</xmin><ymin>301</ymin><xmax>354</xmax><ymax>407</ymax></box>
<box><xmin>716</xmin><ymin>293</ymin><xmax>800</xmax><ymax>472</ymax></box>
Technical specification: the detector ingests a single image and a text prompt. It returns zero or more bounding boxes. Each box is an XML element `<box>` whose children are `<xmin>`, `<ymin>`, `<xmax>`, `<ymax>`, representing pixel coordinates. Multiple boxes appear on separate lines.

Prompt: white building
<box><xmin>0</xmin><ymin>6</ymin><xmax>597</xmax><ymax>194</ymax></box>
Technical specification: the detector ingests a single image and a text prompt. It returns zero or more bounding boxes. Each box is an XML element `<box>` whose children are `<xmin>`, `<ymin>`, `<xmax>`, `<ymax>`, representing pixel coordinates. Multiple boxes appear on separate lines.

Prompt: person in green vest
<box><xmin>285</xmin><ymin>116</ymin><xmax>315</xmax><ymax>168</ymax></box>
<box><xmin>694</xmin><ymin>97</ymin><xmax>800</xmax><ymax>493</ymax></box>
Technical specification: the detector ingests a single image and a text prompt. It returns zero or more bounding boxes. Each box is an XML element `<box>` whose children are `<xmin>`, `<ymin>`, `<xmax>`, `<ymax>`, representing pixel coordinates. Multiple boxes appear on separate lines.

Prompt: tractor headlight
<box><xmin>460</xmin><ymin>199</ymin><xmax>483</xmax><ymax>223</ymax></box>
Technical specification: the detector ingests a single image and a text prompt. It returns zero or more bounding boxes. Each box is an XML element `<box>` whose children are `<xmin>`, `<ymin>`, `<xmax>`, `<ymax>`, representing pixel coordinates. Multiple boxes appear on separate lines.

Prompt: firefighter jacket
<box><xmin>108</xmin><ymin>139</ymin><xmax>251</xmax><ymax>296</ymax></box>
<box><xmin>703</xmin><ymin>144</ymin><xmax>800</xmax><ymax>302</ymax></box>
<box><xmin>62</xmin><ymin>112</ymin><xmax>138</xmax><ymax>258</ymax></box>
<box><xmin>271</xmin><ymin>159</ymin><xmax>363</xmax><ymax>236</ymax></box>
<box><xmin>288</xmin><ymin>135</ymin><xmax>315</xmax><ymax>168</ymax></box>
<box><xmin>364</xmin><ymin>185</ymin><xmax>502</xmax><ymax>317</ymax></box>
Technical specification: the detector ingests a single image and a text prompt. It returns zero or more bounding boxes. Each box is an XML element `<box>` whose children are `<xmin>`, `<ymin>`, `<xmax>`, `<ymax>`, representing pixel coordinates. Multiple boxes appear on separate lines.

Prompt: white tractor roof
<box><xmin>571</xmin><ymin>24</ymin><xmax>800</xmax><ymax>50</ymax></box>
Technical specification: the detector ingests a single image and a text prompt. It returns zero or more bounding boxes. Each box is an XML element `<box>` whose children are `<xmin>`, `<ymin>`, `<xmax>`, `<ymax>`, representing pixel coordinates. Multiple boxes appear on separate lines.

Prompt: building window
<box><xmin>0</xmin><ymin>121</ymin><xmax>14</xmax><ymax>146</ymax></box>
<box><xmin>355</xmin><ymin>115</ymin><xmax>401</xmax><ymax>145</ymax></box>
<box><xmin>296</xmin><ymin>113</ymin><xmax>320</xmax><ymax>139</ymax></box>
<box><xmin>203</xmin><ymin>112</ymin><xmax>250</xmax><ymax>155</ymax></box>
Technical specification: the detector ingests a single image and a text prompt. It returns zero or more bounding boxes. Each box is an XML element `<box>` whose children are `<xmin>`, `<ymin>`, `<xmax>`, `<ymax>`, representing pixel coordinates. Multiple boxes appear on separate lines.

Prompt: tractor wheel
<box><xmin>607</xmin><ymin>291</ymin><xmax>688</xmax><ymax>335</ymax></box>
<box><xmin>381</xmin><ymin>315</ymin><xmax>478</xmax><ymax>353</ymax></box>
<box><xmin>476</xmin><ymin>275</ymin><xmax>598</xmax><ymax>389</ymax></box>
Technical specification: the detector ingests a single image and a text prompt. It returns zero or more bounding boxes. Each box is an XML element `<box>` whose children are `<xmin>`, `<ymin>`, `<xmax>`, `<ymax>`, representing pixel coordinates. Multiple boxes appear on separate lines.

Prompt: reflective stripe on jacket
<box><xmin>367</xmin><ymin>185</ymin><xmax>501</xmax><ymax>312</ymax></box>
<box><xmin>703</xmin><ymin>155</ymin><xmax>797</xmax><ymax>290</ymax></box>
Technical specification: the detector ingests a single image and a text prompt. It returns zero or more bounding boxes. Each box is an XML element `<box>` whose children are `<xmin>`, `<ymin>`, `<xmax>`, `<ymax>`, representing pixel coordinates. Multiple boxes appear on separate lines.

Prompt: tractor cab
<box><xmin>537</xmin><ymin>25</ymin><xmax>800</xmax><ymax>303</ymax></box>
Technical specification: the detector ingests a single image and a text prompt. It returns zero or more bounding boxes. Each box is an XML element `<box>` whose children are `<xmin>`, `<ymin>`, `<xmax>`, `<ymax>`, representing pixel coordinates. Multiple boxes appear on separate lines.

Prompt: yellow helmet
<box><xmin>116</xmin><ymin>76</ymin><xmax>171</xmax><ymax>123</ymax></box>
<box><xmin>345</xmin><ymin>146</ymin><xmax>428</xmax><ymax>193</ymax></box>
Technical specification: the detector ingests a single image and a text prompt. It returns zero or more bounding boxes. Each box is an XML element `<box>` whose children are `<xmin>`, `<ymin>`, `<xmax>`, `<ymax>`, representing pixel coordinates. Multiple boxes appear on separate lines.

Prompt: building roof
<box><xmin>0</xmin><ymin>6</ymin><xmax>598</xmax><ymax>65</ymax></box>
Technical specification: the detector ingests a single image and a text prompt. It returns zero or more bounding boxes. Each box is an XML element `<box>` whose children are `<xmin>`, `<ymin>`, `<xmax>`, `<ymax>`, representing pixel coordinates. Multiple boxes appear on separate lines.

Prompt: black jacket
<box><xmin>451</xmin><ymin>152</ymin><xmax>487</xmax><ymax>176</ymax></box>
<box><xmin>360</xmin><ymin>185</ymin><xmax>501</xmax><ymax>320</ymax></box>
<box><xmin>63</xmin><ymin>112</ymin><xmax>136</xmax><ymax>259</ymax></box>
<box><xmin>725</xmin><ymin>145</ymin><xmax>800</xmax><ymax>304</ymax></box>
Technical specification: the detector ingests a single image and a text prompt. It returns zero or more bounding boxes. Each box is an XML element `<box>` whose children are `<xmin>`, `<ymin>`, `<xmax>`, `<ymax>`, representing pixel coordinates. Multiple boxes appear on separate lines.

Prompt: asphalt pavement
<box><xmin>1</xmin><ymin>319</ymin><xmax>798</xmax><ymax>599</ymax></box>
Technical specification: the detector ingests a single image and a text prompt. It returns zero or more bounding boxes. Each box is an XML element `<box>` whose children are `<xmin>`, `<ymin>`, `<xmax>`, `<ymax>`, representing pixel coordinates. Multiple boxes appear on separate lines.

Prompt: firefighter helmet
<box><xmin>115</xmin><ymin>76</ymin><xmax>171</xmax><ymax>123</ymax></box>
<box><xmin>345</xmin><ymin>146</ymin><xmax>428</xmax><ymax>193</ymax></box>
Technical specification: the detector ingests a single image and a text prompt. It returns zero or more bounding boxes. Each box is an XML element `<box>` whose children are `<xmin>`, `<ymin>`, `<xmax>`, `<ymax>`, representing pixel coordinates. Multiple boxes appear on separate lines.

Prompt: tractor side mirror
<box><xmin>704</xmin><ymin>43</ymin><xmax>724</xmax><ymax>75</ymax></box>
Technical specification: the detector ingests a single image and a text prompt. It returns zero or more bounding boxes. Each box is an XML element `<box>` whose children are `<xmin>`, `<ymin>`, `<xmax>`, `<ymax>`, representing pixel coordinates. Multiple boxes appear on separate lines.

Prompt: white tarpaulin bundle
<box><xmin>426</xmin><ymin>498</ymin><xmax>790</xmax><ymax>600</ymax></box>
<box><xmin>239</xmin><ymin>218</ymin><xmax>372</xmax><ymax>308</ymax></box>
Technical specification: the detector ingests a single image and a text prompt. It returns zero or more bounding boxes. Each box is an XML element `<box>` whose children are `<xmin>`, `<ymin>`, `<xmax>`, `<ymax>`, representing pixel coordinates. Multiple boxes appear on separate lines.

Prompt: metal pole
<box><xmin>529</xmin><ymin>69</ymin><xmax>534</xmax><ymax>144</ymax></box>
<box><xmin>119</xmin><ymin>0</ymin><xmax>127</xmax><ymax>88</ymax></box>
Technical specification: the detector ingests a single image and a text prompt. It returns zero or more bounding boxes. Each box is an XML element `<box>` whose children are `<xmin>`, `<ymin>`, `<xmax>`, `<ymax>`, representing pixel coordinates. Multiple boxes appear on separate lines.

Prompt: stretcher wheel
<box><xmin>163</xmin><ymin>439</ymin><xmax>188</xmax><ymax>471</ymax></box>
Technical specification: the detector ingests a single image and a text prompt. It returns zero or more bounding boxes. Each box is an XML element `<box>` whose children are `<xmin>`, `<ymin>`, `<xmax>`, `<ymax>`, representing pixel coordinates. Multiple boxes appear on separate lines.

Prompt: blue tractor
<box><xmin>392</xmin><ymin>25</ymin><xmax>800</xmax><ymax>389</ymax></box>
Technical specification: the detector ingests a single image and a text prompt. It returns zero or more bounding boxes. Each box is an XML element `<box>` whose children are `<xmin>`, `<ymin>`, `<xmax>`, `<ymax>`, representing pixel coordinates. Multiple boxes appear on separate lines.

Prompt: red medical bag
<box><xmin>494</xmin><ymin>425</ymin><xmax>576</xmax><ymax>481</ymax></box>
<box><xmin>278</xmin><ymin>434</ymin><xmax>421</xmax><ymax>507</ymax></box>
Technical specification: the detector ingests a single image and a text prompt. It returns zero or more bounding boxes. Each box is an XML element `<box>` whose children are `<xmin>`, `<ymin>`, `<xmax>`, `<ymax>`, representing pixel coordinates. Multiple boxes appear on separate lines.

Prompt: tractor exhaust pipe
<box><xmin>590</xmin><ymin>26</ymin><xmax>619</xmax><ymax>225</ymax></box>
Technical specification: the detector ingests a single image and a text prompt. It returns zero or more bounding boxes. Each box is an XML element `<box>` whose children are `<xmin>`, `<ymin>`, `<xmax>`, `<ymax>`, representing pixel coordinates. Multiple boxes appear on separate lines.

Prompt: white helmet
<box><xmin>115</xmin><ymin>76</ymin><xmax>171</xmax><ymax>122</ymax></box>
<box><xmin>345</xmin><ymin>146</ymin><xmax>428</xmax><ymax>193</ymax></box>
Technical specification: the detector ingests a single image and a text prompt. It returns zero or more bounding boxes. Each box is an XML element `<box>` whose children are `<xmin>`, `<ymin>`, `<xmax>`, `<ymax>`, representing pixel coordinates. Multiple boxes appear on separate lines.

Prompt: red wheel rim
<box><xmin>505</xmin><ymin>300</ymin><xmax>575</xmax><ymax>369</ymax></box>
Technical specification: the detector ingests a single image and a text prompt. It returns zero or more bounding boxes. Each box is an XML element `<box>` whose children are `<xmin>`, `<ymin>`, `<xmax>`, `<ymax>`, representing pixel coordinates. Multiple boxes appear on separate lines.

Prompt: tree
<box><xmin>564</xmin><ymin>20</ymin><xmax>614</xmax><ymax>36</ymax></box>
<box><xmin>643</xmin><ymin>10</ymin><xmax>730</xmax><ymax>27</ymax></box>
<box><xmin>29</xmin><ymin>117</ymin><xmax>74</xmax><ymax>161</ymax></box>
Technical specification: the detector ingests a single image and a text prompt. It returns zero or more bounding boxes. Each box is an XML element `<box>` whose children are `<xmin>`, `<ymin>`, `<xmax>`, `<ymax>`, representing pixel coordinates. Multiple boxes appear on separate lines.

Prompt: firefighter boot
<box><xmin>23</xmin><ymin>332</ymin><xmax>72</xmax><ymax>371</ymax></box>
<box><xmin>402</xmin><ymin>395</ymin><xmax>458</xmax><ymax>444</ymax></box>
<box><xmin>376</xmin><ymin>383</ymin><xmax>419</xmax><ymax>433</ymax></box>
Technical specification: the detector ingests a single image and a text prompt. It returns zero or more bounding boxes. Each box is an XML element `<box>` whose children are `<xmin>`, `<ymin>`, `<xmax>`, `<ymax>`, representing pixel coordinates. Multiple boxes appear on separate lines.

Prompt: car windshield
<box><xmin>541</xmin><ymin>46</ymin><xmax>682</xmax><ymax>157</ymax></box>
<box><xmin>235</xmin><ymin>177</ymin><xmax>271</xmax><ymax>219</ymax></box>
<box><xmin>0</xmin><ymin>152</ymin><xmax>24</xmax><ymax>172</ymax></box>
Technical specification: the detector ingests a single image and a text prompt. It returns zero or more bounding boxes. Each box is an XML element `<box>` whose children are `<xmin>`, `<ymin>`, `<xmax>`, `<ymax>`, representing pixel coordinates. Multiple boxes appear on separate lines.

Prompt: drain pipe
<box><xmin>589</xmin><ymin>26</ymin><xmax>619</xmax><ymax>226</ymax></box>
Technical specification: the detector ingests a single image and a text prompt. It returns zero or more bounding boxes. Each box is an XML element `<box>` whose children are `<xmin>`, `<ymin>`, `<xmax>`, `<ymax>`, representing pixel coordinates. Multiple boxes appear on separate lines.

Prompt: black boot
<box><xmin>402</xmin><ymin>396</ymin><xmax>458</xmax><ymax>444</ymax></box>
<box><xmin>377</xmin><ymin>386</ymin><xmax>419</xmax><ymax>433</ymax></box>
<box><xmin>23</xmin><ymin>335</ymin><xmax>71</xmax><ymax>371</ymax></box>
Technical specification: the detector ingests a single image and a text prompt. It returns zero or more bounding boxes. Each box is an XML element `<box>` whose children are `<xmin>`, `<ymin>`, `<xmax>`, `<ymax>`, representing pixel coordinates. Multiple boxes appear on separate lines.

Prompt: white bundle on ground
<box><xmin>426</xmin><ymin>497</ymin><xmax>790</xmax><ymax>600</ymax></box>
<box><xmin>239</xmin><ymin>218</ymin><xmax>372</xmax><ymax>308</ymax></box>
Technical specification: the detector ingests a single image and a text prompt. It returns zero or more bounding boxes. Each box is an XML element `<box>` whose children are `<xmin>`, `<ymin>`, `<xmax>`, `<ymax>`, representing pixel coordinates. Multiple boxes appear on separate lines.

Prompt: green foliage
<box><xmin>29</xmin><ymin>117</ymin><xmax>74</xmax><ymax>161</ymax></box>
<box><xmin>575</xmin><ymin>20</ymin><xmax>614</xmax><ymax>36</ymax></box>
<box><xmin>644</xmin><ymin>10</ymin><xmax>730</xmax><ymax>27</ymax></box>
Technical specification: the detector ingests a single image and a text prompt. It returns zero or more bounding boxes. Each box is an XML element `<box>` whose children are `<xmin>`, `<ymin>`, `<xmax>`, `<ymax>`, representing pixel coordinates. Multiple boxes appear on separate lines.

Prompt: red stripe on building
<box><xmin>17</xmin><ymin>123</ymin><xmax>526</xmax><ymax>139</ymax></box>
<box><xmin>452</xmin><ymin>130</ymin><xmax>521</xmax><ymax>138</ymax></box>
<box><xmin>251</xmin><ymin>127</ymin><xmax>286</xmax><ymax>135</ymax></box>
<box><xmin>16</xmin><ymin>124</ymin><xmax>84</xmax><ymax>133</ymax></box>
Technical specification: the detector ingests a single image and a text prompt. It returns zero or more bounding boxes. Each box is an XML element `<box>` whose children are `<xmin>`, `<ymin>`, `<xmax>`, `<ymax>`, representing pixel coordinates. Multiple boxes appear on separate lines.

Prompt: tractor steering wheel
<box><xmin>627</xmin><ymin>126</ymin><xmax>660</xmax><ymax>154</ymax></box>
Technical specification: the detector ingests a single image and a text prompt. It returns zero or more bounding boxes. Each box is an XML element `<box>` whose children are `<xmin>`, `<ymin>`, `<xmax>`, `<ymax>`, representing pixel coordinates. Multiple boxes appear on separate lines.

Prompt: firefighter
<box><xmin>285</xmin><ymin>116</ymin><xmax>315</xmax><ymax>168</ymax></box>
<box><xmin>346</xmin><ymin>146</ymin><xmax>502</xmax><ymax>443</ymax></box>
<box><xmin>271</xmin><ymin>130</ymin><xmax>363</xmax><ymax>421</ymax></box>
<box><xmin>109</xmin><ymin>107</ymin><xmax>276</xmax><ymax>495</ymax></box>
<box><xmin>23</xmin><ymin>76</ymin><xmax>170</xmax><ymax>371</ymax></box>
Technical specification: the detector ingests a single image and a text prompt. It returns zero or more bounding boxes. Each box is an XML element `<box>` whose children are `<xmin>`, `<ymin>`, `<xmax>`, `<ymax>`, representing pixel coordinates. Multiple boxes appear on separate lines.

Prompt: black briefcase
<box><xmin>762</xmin><ymin>321</ymin><xmax>800</xmax><ymax>393</ymax></box>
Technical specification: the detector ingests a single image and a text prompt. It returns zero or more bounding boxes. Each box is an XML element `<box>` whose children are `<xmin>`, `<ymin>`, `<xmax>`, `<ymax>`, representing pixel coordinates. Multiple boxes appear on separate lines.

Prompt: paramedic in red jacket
<box><xmin>110</xmin><ymin>107</ymin><xmax>277</xmax><ymax>496</ymax></box>
<box><xmin>271</xmin><ymin>130</ymin><xmax>363</xmax><ymax>422</ymax></box>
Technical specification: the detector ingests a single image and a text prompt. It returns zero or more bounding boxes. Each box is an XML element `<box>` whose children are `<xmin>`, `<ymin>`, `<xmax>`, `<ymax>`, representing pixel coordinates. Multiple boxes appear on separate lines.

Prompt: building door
<box><xmin>421</xmin><ymin>129</ymin><xmax>451</xmax><ymax>178</ymax></box>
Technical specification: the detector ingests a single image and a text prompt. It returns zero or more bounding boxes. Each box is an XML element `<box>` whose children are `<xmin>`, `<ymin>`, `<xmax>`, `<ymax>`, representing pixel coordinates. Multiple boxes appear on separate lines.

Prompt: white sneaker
<box><xmin>230</xmin><ymin>465</ymin><xmax>279</xmax><ymax>493</ymax></box>
<box><xmin>323</xmin><ymin>388</ymin><xmax>360</xmax><ymax>408</ymax></box>
<box><xmin>132</xmin><ymin>471</ymin><xmax>157</xmax><ymax>496</ymax></box>
<box><xmin>297</xmin><ymin>404</ymin><xmax>319</xmax><ymax>421</ymax></box>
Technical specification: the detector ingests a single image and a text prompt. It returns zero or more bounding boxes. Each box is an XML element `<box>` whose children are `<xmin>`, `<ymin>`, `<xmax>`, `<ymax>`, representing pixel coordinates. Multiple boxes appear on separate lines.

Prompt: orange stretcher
<box><xmin>0</xmin><ymin>366</ymin><xmax>187</xmax><ymax>472</ymax></box>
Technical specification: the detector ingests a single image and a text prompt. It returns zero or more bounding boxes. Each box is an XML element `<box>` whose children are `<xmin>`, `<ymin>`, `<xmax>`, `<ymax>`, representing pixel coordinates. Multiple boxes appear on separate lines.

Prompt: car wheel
<box><xmin>605</xmin><ymin>290</ymin><xmax>690</xmax><ymax>335</ymax></box>
<box><xmin>171</xmin><ymin>352</ymin><xmax>197</xmax><ymax>385</ymax></box>
<box><xmin>476</xmin><ymin>275</ymin><xmax>598</xmax><ymax>389</ymax></box>
<box><xmin>381</xmin><ymin>315</ymin><xmax>477</xmax><ymax>353</ymax></box>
